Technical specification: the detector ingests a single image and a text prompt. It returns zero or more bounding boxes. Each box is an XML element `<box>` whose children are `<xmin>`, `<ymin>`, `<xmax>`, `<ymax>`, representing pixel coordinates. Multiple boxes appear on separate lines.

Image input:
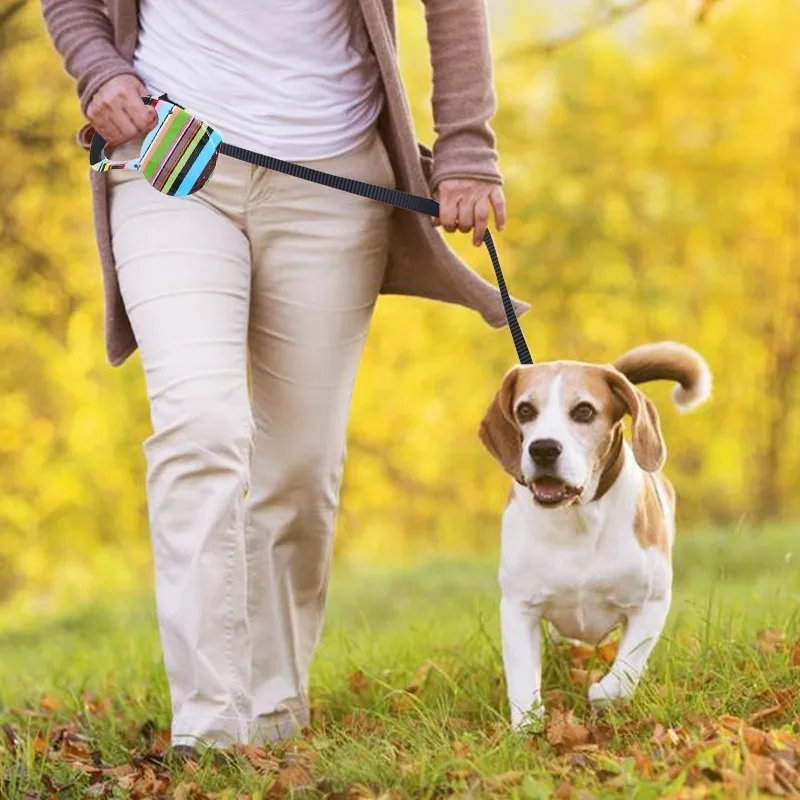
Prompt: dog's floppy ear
<box><xmin>478</xmin><ymin>366</ymin><xmax>524</xmax><ymax>483</ymax></box>
<box><xmin>603</xmin><ymin>367</ymin><xmax>666</xmax><ymax>473</ymax></box>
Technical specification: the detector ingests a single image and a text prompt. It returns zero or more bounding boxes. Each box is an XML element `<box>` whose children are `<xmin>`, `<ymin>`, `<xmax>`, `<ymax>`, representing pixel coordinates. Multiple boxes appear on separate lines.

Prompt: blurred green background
<box><xmin>0</xmin><ymin>0</ymin><xmax>798</xmax><ymax>628</ymax></box>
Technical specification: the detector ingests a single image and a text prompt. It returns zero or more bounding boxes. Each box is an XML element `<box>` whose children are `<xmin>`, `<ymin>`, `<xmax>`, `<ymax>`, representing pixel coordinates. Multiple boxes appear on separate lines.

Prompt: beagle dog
<box><xmin>478</xmin><ymin>342</ymin><xmax>711</xmax><ymax>727</ymax></box>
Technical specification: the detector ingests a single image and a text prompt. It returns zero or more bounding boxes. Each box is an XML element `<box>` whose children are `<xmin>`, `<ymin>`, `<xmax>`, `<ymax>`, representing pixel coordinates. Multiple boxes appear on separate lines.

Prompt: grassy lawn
<box><xmin>1</xmin><ymin>522</ymin><xmax>799</xmax><ymax>798</ymax></box>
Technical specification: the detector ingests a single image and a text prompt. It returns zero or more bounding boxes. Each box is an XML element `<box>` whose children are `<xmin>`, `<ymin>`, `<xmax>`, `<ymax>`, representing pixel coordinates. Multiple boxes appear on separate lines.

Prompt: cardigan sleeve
<box><xmin>421</xmin><ymin>0</ymin><xmax>502</xmax><ymax>190</ymax></box>
<box><xmin>40</xmin><ymin>0</ymin><xmax>140</xmax><ymax>115</ymax></box>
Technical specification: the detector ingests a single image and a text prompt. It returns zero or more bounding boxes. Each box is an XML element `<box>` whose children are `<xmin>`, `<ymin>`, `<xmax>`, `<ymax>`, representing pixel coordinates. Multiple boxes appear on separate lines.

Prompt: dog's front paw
<box><xmin>588</xmin><ymin>672</ymin><xmax>637</xmax><ymax>707</ymax></box>
<box><xmin>510</xmin><ymin>701</ymin><xmax>545</xmax><ymax>733</ymax></box>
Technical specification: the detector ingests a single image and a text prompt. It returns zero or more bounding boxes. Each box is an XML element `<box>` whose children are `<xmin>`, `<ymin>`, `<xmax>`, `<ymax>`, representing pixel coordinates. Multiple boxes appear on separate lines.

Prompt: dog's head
<box><xmin>478</xmin><ymin>361</ymin><xmax>666</xmax><ymax>507</ymax></box>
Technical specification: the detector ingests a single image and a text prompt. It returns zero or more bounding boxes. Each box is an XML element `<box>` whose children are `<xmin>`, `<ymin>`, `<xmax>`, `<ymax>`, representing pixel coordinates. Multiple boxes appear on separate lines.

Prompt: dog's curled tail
<box><xmin>613</xmin><ymin>342</ymin><xmax>712</xmax><ymax>412</ymax></box>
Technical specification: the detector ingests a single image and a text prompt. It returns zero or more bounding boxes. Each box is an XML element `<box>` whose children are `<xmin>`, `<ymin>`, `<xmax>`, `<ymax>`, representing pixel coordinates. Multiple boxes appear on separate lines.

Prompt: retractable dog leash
<box><xmin>89</xmin><ymin>94</ymin><xmax>533</xmax><ymax>364</ymax></box>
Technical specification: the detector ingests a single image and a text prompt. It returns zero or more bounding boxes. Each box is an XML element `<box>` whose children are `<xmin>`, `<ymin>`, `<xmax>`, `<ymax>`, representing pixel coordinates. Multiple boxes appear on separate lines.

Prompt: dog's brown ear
<box><xmin>603</xmin><ymin>367</ymin><xmax>666</xmax><ymax>473</ymax></box>
<box><xmin>478</xmin><ymin>367</ymin><xmax>524</xmax><ymax>483</ymax></box>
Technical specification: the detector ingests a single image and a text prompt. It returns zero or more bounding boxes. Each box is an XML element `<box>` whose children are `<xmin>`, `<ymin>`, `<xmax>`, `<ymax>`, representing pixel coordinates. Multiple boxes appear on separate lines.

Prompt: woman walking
<box><xmin>41</xmin><ymin>0</ymin><xmax>525</xmax><ymax>752</ymax></box>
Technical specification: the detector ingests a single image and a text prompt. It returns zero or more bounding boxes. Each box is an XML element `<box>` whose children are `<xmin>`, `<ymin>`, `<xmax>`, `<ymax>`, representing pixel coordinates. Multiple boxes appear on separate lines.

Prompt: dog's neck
<box><xmin>591</xmin><ymin>425</ymin><xmax>625</xmax><ymax>503</ymax></box>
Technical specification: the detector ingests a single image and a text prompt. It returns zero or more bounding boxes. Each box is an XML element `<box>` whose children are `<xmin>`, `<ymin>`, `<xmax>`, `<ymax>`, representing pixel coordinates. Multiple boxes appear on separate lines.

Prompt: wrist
<box><xmin>80</xmin><ymin>62</ymin><xmax>142</xmax><ymax>116</ymax></box>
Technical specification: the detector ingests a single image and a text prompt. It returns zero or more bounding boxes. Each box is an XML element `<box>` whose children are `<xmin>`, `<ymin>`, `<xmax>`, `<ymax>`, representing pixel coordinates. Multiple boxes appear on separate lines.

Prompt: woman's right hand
<box><xmin>86</xmin><ymin>74</ymin><xmax>158</xmax><ymax>148</ymax></box>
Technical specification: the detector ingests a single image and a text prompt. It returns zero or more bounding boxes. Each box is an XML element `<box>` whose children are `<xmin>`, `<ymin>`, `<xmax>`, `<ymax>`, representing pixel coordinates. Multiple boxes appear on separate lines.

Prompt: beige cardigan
<box><xmin>40</xmin><ymin>0</ymin><xmax>529</xmax><ymax>367</ymax></box>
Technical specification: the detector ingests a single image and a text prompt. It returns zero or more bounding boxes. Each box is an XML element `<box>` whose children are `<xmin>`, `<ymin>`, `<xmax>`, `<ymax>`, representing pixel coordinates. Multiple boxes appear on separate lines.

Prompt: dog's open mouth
<box><xmin>528</xmin><ymin>477</ymin><xmax>582</xmax><ymax>507</ymax></box>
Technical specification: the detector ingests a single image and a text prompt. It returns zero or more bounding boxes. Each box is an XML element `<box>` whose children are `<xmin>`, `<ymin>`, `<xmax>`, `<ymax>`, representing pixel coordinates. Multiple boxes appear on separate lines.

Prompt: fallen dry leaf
<box><xmin>446</xmin><ymin>766</ymin><xmax>480</xmax><ymax>784</ymax></box>
<box><xmin>317</xmin><ymin>788</ymin><xmax>362</xmax><ymax>800</ymax></box>
<box><xmin>231</xmin><ymin>744</ymin><xmax>280</xmax><ymax>773</ymax></box>
<box><xmin>743</xmin><ymin>727</ymin><xmax>769</xmax><ymax>754</ymax></box>
<box><xmin>569</xmin><ymin>667</ymin><xmax>604</xmax><ymax>687</ymax></box>
<box><xmin>771</xmin><ymin>746</ymin><xmax>800</xmax><ymax>776</ymax></box>
<box><xmin>452</xmin><ymin>739</ymin><xmax>470</xmax><ymax>759</ymax></box>
<box><xmin>174</xmin><ymin>782</ymin><xmax>203</xmax><ymax>800</ymax></box>
<box><xmin>348</xmin><ymin>670</ymin><xmax>370</xmax><ymax>696</ymax></box>
<box><xmin>362</xmin><ymin>788</ymin><xmax>402</xmax><ymax>800</ymax></box>
<box><xmin>201</xmin><ymin>793</ymin><xmax>240</xmax><ymax>800</ymax></box>
<box><xmin>138</xmin><ymin>719</ymin><xmax>172</xmax><ymax>755</ymax></box>
<box><xmin>627</xmin><ymin>743</ymin><xmax>654</xmax><ymax>778</ymax></box>
<box><xmin>404</xmin><ymin>661</ymin><xmax>437</xmax><ymax>694</ymax></box>
<box><xmin>182</xmin><ymin>759</ymin><xmax>201</xmax><ymax>775</ymax></box>
<box><xmin>81</xmin><ymin>691</ymin><xmax>112</xmax><ymax>715</ymax></box>
<box><xmin>546</xmin><ymin>709</ymin><xmax>591</xmax><ymax>750</ymax></box>
<box><xmin>283</xmin><ymin>743</ymin><xmax>317</xmax><ymax>769</ymax></box>
<box><xmin>103</xmin><ymin>763</ymin><xmax>138</xmax><ymax>779</ymax></box>
<box><xmin>48</xmin><ymin>730</ymin><xmax>95</xmax><ymax>764</ymax></box>
<box><xmin>770</xmin><ymin>730</ymin><xmax>800</xmax><ymax>753</ymax></box>
<box><xmin>569</xmin><ymin>644</ymin><xmax>594</xmax><ymax>666</ymax></box>
<box><xmin>543</xmin><ymin>689</ymin><xmax>568</xmax><ymax>710</ymax></box>
<box><xmin>41</xmin><ymin>773</ymin><xmax>78</xmax><ymax>795</ymax></box>
<box><xmin>2</xmin><ymin>723</ymin><xmax>18</xmax><ymax>756</ymax></box>
<box><xmin>116</xmin><ymin>769</ymin><xmax>142</xmax><ymax>791</ymax></box>
<box><xmin>341</xmin><ymin>710</ymin><xmax>382</xmax><ymax>734</ymax></box>
<box><xmin>748</xmin><ymin>704</ymin><xmax>785</xmax><ymax>725</ymax></box>
<box><xmin>716</xmin><ymin>715</ymin><xmax>772</xmax><ymax>754</ymax></box>
<box><xmin>760</xmin><ymin>686</ymin><xmax>796</xmax><ymax>711</ymax></box>
<box><xmin>483</xmin><ymin>771</ymin><xmax>524</xmax><ymax>790</ymax></box>
<box><xmin>756</xmin><ymin>629</ymin><xmax>786</xmax><ymax>655</ymax></box>
<box><xmin>397</xmin><ymin>756</ymin><xmax>418</xmax><ymax>776</ymax></box>
<box><xmin>388</xmin><ymin>693</ymin><xmax>415</xmax><ymax>714</ymax></box>
<box><xmin>345</xmin><ymin>785</ymin><xmax>389</xmax><ymax>800</ymax></box>
<box><xmin>268</xmin><ymin>763</ymin><xmax>315</xmax><ymax>795</ymax></box>
<box><xmin>597</xmin><ymin>640</ymin><xmax>620</xmax><ymax>665</ymax></box>
<box><xmin>39</xmin><ymin>694</ymin><xmax>61</xmax><ymax>712</ymax></box>
<box><xmin>651</xmin><ymin>723</ymin><xmax>682</xmax><ymax>748</ymax></box>
<box><xmin>664</xmin><ymin>783</ymin><xmax>715</xmax><ymax>799</ymax></box>
<box><xmin>744</xmin><ymin>752</ymin><xmax>798</xmax><ymax>795</ymax></box>
<box><xmin>719</xmin><ymin>767</ymin><xmax>744</xmax><ymax>790</ymax></box>
<box><xmin>133</xmin><ymin>765</ymin><xmax>170</xmax><ymax>794</ymax></box>
<box><xmin>553</xmin><ymin>779</ymin><xmax>572</xmax><ymax>799</ymax></box>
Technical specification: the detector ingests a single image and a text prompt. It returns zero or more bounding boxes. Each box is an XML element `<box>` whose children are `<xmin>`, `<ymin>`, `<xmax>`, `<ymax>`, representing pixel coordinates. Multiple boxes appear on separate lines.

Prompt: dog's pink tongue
<box><xmin>533</xmin><ymin>478</ymin><xmax>564</xmax><ymax>499</ymax></box>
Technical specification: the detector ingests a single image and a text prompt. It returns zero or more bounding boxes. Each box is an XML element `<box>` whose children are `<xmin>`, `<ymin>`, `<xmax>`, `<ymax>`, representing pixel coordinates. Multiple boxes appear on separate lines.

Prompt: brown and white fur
<box><xmin>478</xmin><ymin>342</ymin><xmax>712</xmax><ymax>727</ymax></box>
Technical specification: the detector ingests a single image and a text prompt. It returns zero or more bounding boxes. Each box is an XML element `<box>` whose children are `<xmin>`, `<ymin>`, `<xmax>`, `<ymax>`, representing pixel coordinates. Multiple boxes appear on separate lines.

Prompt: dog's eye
<box><xmin>516</xmin><ymin>402</ymin><xmax>537</xmax><ymax>423</ymax></box>
<box><xmin>571</xmin><ymin>402</ymin><xmax>597</xmax><ymax>423</ymax></box>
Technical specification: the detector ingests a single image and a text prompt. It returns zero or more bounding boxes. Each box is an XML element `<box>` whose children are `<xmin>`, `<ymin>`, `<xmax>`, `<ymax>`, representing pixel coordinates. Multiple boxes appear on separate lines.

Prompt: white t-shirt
<box><xmin>133</xmin><ymin>1</ymin><xmax>384</xmax><ymax>161</ymax></box>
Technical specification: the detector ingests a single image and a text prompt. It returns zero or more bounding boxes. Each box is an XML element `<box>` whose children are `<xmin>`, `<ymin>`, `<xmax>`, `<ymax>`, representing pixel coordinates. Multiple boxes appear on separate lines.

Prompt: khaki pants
<box><xmin>107</xmin><ymin>129</ymin><xmax>395</xmax><ymax>747</ymax></box>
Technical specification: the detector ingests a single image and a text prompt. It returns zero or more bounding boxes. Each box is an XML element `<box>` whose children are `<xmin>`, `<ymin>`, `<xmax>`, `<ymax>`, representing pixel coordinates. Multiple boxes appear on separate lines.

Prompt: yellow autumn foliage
<box><xmin>0</xmin><ymin>0</ymin><xmax>798</xmax><ymax>614</ymax></box>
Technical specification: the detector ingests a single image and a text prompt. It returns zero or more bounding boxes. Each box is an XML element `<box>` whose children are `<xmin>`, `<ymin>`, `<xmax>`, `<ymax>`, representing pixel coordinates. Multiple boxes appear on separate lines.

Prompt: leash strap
<box><xmin>218</xmin><ymin>142</ymin><xmax>533</xmax><ymax>364</ymax></box>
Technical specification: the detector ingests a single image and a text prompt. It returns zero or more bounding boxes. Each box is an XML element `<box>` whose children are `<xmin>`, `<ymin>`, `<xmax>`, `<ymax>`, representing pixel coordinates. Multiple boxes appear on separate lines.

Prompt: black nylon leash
<box><xmin>218</xmin><ymin>141</ymin><xmax>533</xmax><ymax>364</ymax></box>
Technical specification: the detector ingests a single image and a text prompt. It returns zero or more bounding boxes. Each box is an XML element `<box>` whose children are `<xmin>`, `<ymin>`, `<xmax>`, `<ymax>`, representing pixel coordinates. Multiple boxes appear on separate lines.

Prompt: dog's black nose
<box><xmin>529</xmin><ymin>438</ymin><xmax>562</xmax><ymax>466</ymax></box>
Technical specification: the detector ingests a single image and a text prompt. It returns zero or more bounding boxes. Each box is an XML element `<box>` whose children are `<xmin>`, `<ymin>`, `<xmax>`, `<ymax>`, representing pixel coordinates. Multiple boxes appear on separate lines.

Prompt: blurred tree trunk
<box><xmin>754</xmin><ymin>93</ymin><xmax>800</xmax><ymax>522</ymax></box>
<box><xmin>0</xmin><ymin>0</ymin><xmax>27</xmax><ymax>603</ymax></box>
<box><xmin>0</xmin><ymin>1</ymin><xmax>26</xmax><ymax>29</ymax></box>
<box><xmin>757</xmin><ymin>317</ymin><xmax>799</xmax><ymax>522</ymax></box>
<box><xmin>755</xmin><ymin>278</ymin><xmax>800</xmax><ymax>522</ymax></box>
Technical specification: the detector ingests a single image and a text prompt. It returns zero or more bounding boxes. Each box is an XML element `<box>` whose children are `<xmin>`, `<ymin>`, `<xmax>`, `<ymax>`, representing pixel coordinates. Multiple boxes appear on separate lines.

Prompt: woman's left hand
<box><xmin>434</xmin><ymin>179</ymin><xmax>507</xmax><ymax>246</ymax></box>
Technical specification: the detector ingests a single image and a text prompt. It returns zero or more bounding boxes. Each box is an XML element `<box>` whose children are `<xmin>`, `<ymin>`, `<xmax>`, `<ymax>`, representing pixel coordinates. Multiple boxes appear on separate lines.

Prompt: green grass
<box><xmin>1</xmin><ymin>522</ymin><xmax>799</xmax><ymax>798</ymax></box>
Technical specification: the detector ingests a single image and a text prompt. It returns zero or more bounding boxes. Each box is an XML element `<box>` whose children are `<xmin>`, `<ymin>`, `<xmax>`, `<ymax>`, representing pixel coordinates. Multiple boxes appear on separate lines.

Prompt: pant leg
<box><xmin>243</xmin><ymin>129</ymin><xmax>395</xmax><ymax>742</ymax></box>
<box><xmin>108</xmin><ymin>144</ymin><xmax>256</xmax><ymax>747</ymax></box>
